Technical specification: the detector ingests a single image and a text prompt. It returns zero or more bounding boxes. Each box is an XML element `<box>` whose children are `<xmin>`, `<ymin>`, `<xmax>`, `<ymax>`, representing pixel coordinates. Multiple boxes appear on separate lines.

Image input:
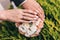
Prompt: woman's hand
<box><xmin>22</xmin><ymin>0</ymin><xmax>45</xmax><ymax>37</ymax></box>
<box><xmin>0</xmin><ymin>9</ymin><xmax>38</xmax><ymax>23</ymax></box>
<box><xmin>22</xmin><ymin>0</ymin><xmax>45</xmax><ymax>21</ymax></box>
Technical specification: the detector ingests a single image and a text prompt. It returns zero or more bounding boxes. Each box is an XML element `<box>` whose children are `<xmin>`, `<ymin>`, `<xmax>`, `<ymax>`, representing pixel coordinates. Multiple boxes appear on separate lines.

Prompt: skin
<box><xmin>22</xmin><ymin>0</ymin><xmax>45</xmax><ymax>37</ymax></box>
<box><xmin>15</xmin><ymin>0</ymin><xmax>45</xmax><ymax>37</ymax></box>
<box><xmin>22</xmin><ymin>0</ymin><xmax>45</xmax><ymax>21</ymax></box>
<box><xmin>0</xmin><ymin>9</ymin><xmax>38</xmax><ymax>23</ymax></box>
<box><xmin>0</xmin><ymin>0</ymin><xmax>45</xmax><ymax>37</ymax></box>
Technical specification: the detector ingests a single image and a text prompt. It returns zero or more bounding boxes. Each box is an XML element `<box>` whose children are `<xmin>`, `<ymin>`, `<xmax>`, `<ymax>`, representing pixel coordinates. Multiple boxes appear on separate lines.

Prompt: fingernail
<box><xmin>44</xmin><ymin>15</ymin><xmax>45</xmax><ymax>18</ymax></box>
<box><xmin>34</xmin><ymin>18</ymin><xmax>37</xmax><ymax>19</ymax></box>
<box><xmin>35</xmin><ymin>12</ymin><xmax>37</xmax><ymax>14</ymax></box>
<box><xmin>29</xmin><ymin>21</ymin><xmax>32</xmax><ymax>22</ymax></box>
<box><xmin>36</xmin><ymin>10</ymin><xmax>39</xmax><ymax>13</ymax></box>
<box><xmin>36</xmin><ymin>16</ymin><xmax>38</xmax><ymax>18</ymax></box>
<box><xmin>43</xmin><ymin>19</ymin><xmax>45</xmax><ymax>21</ymax></box>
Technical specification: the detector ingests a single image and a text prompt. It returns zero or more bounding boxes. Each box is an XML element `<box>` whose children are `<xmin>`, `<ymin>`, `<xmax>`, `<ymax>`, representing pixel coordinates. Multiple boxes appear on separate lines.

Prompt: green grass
<box><xmin>0</xmin><ymin>0</ymin><xmax>60</xmax><ymax>40</ymax></box>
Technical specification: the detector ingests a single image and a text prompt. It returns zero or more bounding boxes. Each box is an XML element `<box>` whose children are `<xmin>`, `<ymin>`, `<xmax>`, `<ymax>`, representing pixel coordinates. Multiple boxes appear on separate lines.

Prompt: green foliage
<box><xmin>0</xmin><ymin>0</ymin><xmax>60</xmax><ymax>40</ymax></box>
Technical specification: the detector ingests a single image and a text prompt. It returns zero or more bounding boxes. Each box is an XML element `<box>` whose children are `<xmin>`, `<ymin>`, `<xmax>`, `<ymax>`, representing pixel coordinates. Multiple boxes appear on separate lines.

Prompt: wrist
<box><xmin>0</xmin><ymin>10</ymin><xmax>7</xmax><ymax>20</ymax></box>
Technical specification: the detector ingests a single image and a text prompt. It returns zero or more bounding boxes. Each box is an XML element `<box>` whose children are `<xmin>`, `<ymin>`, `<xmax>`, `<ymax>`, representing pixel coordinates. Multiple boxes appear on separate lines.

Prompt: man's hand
<box><xmin>0</xmin><ymin>9</ymin><xmax>38</xmax><ymax>23</ymax></box>
<box><xmin>22</xmin><ymin>0</ymin><xmax>45</xmax><ymax>21</ymax></box>
<box><xmin>22</xmin><ymin>0</ymin><xmax>45</xmax><ymax>37</ymax></box>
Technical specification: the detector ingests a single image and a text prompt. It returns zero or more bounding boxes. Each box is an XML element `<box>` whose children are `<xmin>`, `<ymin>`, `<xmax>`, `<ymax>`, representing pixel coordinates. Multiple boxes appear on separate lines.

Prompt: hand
<box><xmin>2</xmin><ymin>9</ymin><xmax>38</xmax><ymax>23</ymax></box>
<box><xmin>31</xmin><ymin>19</ymin><xmax>44</xmax><ymax>37</ymax></box>
<box><xmin>22</xmin><ymin>0</ymin><xmax>45</xmax><ymax>21</ymax></box>
<box><xmin>15</xmin><ymin>18</ymin><xmax>44</xmax><ymax>37</ymax></box>
<box><xmin>22</xmin><ymin>0</ymin><xmax>45</xmax><ymax>37</ymax></box>
<box><xmin>30</xmin><ymin>18</ymin><xmax>44</xmax><ymax>37</ymax></box>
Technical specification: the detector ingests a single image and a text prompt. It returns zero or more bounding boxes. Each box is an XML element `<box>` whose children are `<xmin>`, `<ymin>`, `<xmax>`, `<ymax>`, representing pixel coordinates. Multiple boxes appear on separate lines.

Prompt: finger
<box><xmin>34</xmin><ymin>29</ymin><xmax>41</xmax><ymax>35</ymax></box>
<box><xmin>36</xmin><ymin>8</ymin><xmax>45</xmax><ymax>21</ymax></box>
<box><xmin>33</xmin><ymin>1</ymin><xmax>44</xmax><ymax>15</ymax></box>
<box><xmin>37</xmin><ymin>20</ymin><xmax>44</xmax><ymax>29</ymax></box>
<box><xmin>31</xmin><ymin>34</ymin><xmax>39</xmax><ymax>37</ymax></box>
<box><xmin>22</xmin><ymin>16</ymin><xmax>37</xmax><ymax>21</ymax></box>
<box><xmin>15</xmin><ymin>23</ymin><xmax>22</xmax><ymax>27</ymax></box>
<box><xmin>17</xmin><ymin>20</ymin><xmax>32</xmax><ymax>23</ymax></box>
<box><xmin>31</xmin><ymin>29</ymin><xmax>41</xmax><ymax>37</ymax></box>
<box><xmin>23</xmin><ymin>13</ymin><xmax>38</xmax><ymax>18</ymax></box>
<box><xmin>23</xmin><ymin>2</ymin><xmax>38</xmax><ymax>15</ymax></box>
<box><xmin>32</xmin><ymin>2</ymin><xmax>45</xmax><ymax>21</ymax></box>
<box><xmin>13</xmin><ymin>17</ymin><xmax>35</xmax><ymax>23</ymax></box>
<box><xmin>19</xmin><ymin>30</ymin><xmax>25</xmax><ymax>35</ymax></box>
<box><xmin>23</xmin><ymin>9</ymin><xmax>37</xmax><ymax>15</ymax></box>
<box><xmin>37</xmin><ymin>7</ymin><xmax>45</xmax><ymax>21</ymax></box>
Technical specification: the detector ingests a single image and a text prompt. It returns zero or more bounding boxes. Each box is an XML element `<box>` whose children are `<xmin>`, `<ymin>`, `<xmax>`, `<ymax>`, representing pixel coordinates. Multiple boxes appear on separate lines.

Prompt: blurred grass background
<box><xmin>0</xmin><ymin>0</ymin><xmax>60</xmax><ymax>40</ymax></box>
